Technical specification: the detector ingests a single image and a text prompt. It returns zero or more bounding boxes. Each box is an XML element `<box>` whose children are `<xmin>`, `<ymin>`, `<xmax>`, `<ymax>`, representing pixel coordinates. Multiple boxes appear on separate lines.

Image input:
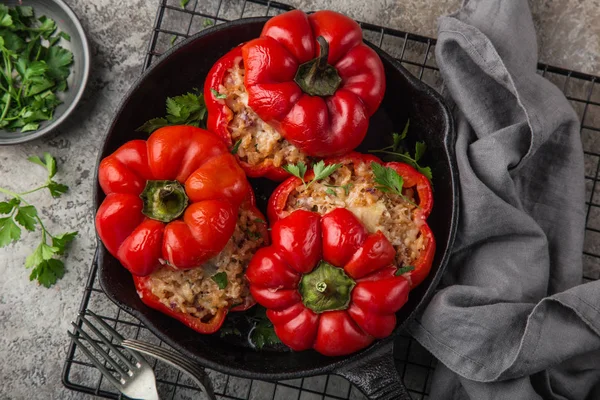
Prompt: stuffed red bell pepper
<box><xmin>96</xmin><ymin>125</ymin><xmax>268</xmax><ymax>333</ymax></box>
<box><xmin>205</xmin><ymin>46</ymin><xmax>308</xmax><ymax>181</ymax></box>
<box><xmin>241</xmin><ymin>10</ymin><xmax>385</xmax><ymax>157</ymax></box>
<box><xmin>268</xmin><ymin>153</ymin><xmax>435</xmax><ymax>288</ymax></box>
<box><xmin>246</xmin><ymin>208</ymin><xmax>409</xmax><ymax>356</ymax></box>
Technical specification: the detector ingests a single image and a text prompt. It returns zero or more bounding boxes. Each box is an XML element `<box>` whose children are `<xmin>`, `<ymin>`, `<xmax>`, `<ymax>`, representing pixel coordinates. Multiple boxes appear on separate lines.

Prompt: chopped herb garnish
<box><xmin>246</xmin><ymin>229</ymin><xmax>262</xmax><ymax>240</ymax></box>
<box><xmin>136</xmin><ymin>89</ymin><xmax>207</xmax><ymax>133</ymax></box>
<box><xmin>0</xmin><ymin>5</ymin><xmax>73</xmax><ymax>133</ymax></box>
<box><xmin>283</xmin><ymin>160</ymin><xmax>341</xmax><ymax>188</ymax></box>
<box><xmin>211</xmin><ymin>272</ymin><xmax>228</xmax><ymax>289</ymax></box>
<box><xmin>369</xmin><ymin>119</ymin><xmax>433</xmax><ymax>181</ymax></box>
<box><xmin>231</xmin><ymin>139</ymin><xmax>242</xmax><ymax>154</ymax></box>
<box><xmin>220</xmin><ymin>326</ymin><xmax>241</xmax><ymax>338</ymax></box>
<box><xmin>203</xmin><ymin>19</ymin><xmax>214</xmax><ymax>27</ymax></box>
<box><xmin>170</xmin><ymin>35</ymin><xmax>177</xmax><ymax>45</ymax></box>
<box><xmin>324</xmin><ymin>183</ymin><xmax>353</xmax><ymax>196</ymax></box>
<box><xmin>253</xmin><ymin>218</ymin><xmax>266</xmax><ymax>224</ymax></box>
<box><xmin>325</xmin><ymin>188</ymin><xmax>337</xmax><ymax>197</ymax></box>
<box><xmin>210</xmin><ymin>88</ymin><xmax>227</xmax><ymax>99</ymax></box>
<box><xmin>180</xmin><ymin>0</ymin><xmax>190</xmax><ymax>9</ymax></box>
<box><xmin>0</xmin><ymin>152</ymin><xmax>77</xmax><ymax>287</ymax></box>
<box><xmin>395</xmin><ymin>265</ymin><xmax>415</xmax><ymax>276</ymax></box>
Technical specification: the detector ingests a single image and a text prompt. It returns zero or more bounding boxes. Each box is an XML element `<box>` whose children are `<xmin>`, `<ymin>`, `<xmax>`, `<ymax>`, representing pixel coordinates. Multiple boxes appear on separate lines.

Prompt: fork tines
<box><xmin>68</xmin><ymin>311</ymin><xmax>145</xmax><ymax>388</ymax></box>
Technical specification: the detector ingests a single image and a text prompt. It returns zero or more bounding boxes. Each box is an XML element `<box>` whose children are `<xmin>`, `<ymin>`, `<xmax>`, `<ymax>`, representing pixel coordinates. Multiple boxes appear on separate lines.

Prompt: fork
<box><xmin>68</xmin><ymin>311</ymin><xmax>216</xmax><ymax>400</ymax></box>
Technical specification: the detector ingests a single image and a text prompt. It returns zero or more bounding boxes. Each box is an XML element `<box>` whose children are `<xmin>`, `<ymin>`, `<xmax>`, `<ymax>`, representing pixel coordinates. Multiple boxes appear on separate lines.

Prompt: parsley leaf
<box><xmin>414</xmin><ymin>141</ymin><xmax>426</xmax><ymax>163</ymax></box>
<box><xmin>0</xmin><ymin>217</ymin><xmax>21</xmax><ymax>246</ymax></box>
<box><xmin>136</xmin><ymin>117</ymin><xmax>168</xmax><ymax>133</ymax></box>
<box><xmin>203</xmin><ymin>19</ymin><xmax>214</xmax><ymax>27</ymax></box>
<box><xmin>311</xmin><ymin>161</ymin><xmax>341</xmax><ymax>185</ymax></box>
<box><xmin>28</xmin><ymin>153</ymin><xmax>69</xmax><ymax>198</ymax></box>
<box><xmin>395</xmin><ymin>265</ymin><xmax>415</xmax><ymax>276</ymax></box>
<box><xmin>47</xmin><ymin>181</ymin><xmax>68</xmax><ymax>198</ymax></box>
<box><xmin>52</xmin><ymin>231</ymin><xmax>77</xmax><ymax>255</ymax></box>
<box><xmin>324</xmin><ymin>183</ymin><xmax>353</xmax><ymax>196</ymax></box>
<box><xmin>28</xmin><ymin>152</ymin><xmax>56</xmax><ymax>178</ymax></box>
<box><xmin>231</xmin><ymin>139</ymin><xmax>242</xmax><ymax>155</ymax></box>
<box><xmin>25</xmin><ymin>242</ymin><xmax>59</xmax><ymax>268</ymax></box>
<box><xmin>180</xmin><ymin>0</ymin><xmax>190</xmax><ymax>8</ymax></box>
<box><xmin>15</xmin><ymin>205</ymin><xmax>37</xmax><ymax>231</ymax></box>
<box><xmin>137</xmin><ymin>90</ymin><xmax>207</xmax><ymax>133</ymax></box>
<box><xmin>0</xmin><ymin>198</ymin><xmax>20</xmax><ymax>214</ymax></box>
<box><xmin>282</xmin><ymin>161</ymin><xmax>308</xmax><ymax>182</ymax></box>
<box><xmin>250</xmin><ymin>307</ymin><xmax>281</xmax><ymax>349</ymax></box>
<box><xmin>369</xmin><ymin>119</ymin><xmax>433</xmax><ymax>182</ymax></box>
<box><xmin>325</xmin><ymin>188</ymin><xmax>337</xmax><ymax>197</ymax></box>
<box><xmin>210</xmin><ymin>88</ymin><xmax>227</xmax><ymax>99</ymax></box>
<box><xmin>371</xmin><ymin>162</ymin><xmax>404</xmax><ymax>196</ymax></box>
<box><xmin>284</xmin><ymin>161</ymin><xmax>341</xmax><ymax>188</ymax></box>
<box><xmin>29</xmin><ymin>258</ymin><xmax>64</xmax><ymax>288</ymax></box>
<box><xmin>211</xmin><ymin>272</ymin><xmax>228</xmax><ymax>290</ymax></box>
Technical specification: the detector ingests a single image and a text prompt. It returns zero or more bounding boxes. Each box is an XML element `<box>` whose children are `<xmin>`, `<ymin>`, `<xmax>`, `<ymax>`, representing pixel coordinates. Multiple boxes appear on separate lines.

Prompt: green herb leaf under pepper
<box><xmin>137</xmin><ymin>89</ymin><xmax>208</xmax><ymax>133</ymax></box>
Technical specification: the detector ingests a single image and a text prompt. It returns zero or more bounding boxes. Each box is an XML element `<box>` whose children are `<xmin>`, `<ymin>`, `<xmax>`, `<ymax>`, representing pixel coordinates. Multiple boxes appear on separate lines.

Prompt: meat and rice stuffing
<box><xmin>283</xmin><ymin>161</ymin><xmax>427</xmax><ymax>268</ymax></box>
<box><xmin>142</xmin><ymin>204</ymin><xmax>266</xmax><ymax>322</ymax></box>
<box><xmin>219</xmin><ymin>58</ymin><xmax>308</xmax><ymax>168</ymax></box>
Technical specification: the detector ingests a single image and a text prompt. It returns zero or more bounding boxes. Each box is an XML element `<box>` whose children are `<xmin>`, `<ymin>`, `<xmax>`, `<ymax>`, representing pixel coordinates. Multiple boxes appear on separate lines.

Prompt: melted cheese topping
<box><xmin>284</xmin><ymin>162</ymin><xmax>426</xmax><ymax>267</ymax></box>
<box><xmin>220</xmin><ymin>59</ymin><xmax>308</xmax><ymax>168</ymax></box>
<box><xmin>144</xmin><ymin>207</ymin><xmax>265</xmax><ymax>321</ymax></box>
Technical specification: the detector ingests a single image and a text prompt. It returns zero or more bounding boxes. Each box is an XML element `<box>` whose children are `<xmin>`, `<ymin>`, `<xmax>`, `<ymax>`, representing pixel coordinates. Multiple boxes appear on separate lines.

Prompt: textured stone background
<box><xmin>0</xmin><ymin>0</ymin><xmax>599</xmax><ymax>399</ymax></box>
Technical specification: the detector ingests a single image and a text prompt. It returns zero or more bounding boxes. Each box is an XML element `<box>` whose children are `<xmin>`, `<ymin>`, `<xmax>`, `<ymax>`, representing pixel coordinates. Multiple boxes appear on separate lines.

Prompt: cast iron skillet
<box><xmin>95</xmin><ymin>17</ymin><xmax>458</xmax><ymax>400</ymax></box>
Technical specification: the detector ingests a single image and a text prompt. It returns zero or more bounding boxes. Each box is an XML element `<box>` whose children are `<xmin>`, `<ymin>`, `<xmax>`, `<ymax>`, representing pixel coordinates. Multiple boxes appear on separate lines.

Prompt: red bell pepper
<box><xmin>133</xmin><ymin>275</ymin><xmax>228</xmax><ymax>334</ymax></box>
<box><xmin>241</xmin><ymin>10</ymin><xmax>386</xmax><ymax>157</ymax></box>
<box><xmin>246</xmin><ymin>209</ymin><xmax>409</xmax><ymax>356</ymax></box>
<box><xmin>96</xmin><ymin>125</ymin><xmax>251</xmax><ymax>275</ymax></box>
<box><xmin>205</xmin><ymin>46</ymin><xmax>291</xmax><ymax>181</ymax></box>
<box><xmin>267</xmin><ymin>152</ymin><xmax>435</xmax><ymax>288</ymax></box>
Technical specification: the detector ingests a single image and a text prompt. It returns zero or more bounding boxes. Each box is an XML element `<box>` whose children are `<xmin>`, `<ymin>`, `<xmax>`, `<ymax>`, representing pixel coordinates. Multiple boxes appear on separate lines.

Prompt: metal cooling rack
<box><xmin>62</xmin><ymin>0</ymin><xmax>600</xmax><ymax>399</ymax></box>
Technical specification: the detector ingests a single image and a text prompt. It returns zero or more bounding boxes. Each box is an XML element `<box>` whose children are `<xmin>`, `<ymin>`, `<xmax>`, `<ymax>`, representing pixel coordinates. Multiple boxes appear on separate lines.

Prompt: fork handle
<box><xmin>122</xmin><ymin>339</ymin><xmax>216</xmax><ymax>400</ymax></box>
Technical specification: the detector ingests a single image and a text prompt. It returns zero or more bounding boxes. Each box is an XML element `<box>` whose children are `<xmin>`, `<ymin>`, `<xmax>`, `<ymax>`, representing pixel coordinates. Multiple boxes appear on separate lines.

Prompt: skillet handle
<box><xmin>334</xmin><ymin>342</ymin><xmax>412</xmax><ymax>400</ymax></box>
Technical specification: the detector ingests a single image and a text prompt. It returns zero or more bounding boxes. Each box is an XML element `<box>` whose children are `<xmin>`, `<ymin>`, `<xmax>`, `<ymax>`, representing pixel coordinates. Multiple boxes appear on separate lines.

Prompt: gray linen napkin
<box><xmin>406</xmin><ymin>0</ymin><xmax>600</xmax><ymax>398</ymax></box>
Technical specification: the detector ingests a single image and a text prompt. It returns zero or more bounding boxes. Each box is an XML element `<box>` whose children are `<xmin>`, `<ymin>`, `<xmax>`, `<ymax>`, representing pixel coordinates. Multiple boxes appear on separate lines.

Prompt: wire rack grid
<box><xmin>62</xmin><ymin>0</ymin><xmax>600</xmax><ymax>399</ymax></box>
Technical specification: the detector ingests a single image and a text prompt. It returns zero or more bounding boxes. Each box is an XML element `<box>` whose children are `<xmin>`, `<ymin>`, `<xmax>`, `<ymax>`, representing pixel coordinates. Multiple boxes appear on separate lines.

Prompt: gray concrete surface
<box><xmin>0</xmin><ymin>0</ymin><xmax>599</xmax><ymax>399</ymax></box>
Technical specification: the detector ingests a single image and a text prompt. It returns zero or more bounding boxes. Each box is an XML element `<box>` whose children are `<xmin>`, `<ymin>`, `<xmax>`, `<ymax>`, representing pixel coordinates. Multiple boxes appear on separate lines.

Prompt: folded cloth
<box><xmin>406</xmin><ymin>0</ymin><xmax>600</xmax><ymax>398</ymax></box>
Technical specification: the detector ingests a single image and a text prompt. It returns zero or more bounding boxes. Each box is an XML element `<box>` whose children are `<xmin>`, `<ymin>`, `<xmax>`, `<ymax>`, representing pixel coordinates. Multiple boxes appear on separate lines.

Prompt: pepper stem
<box><xmin>316</xmin><ymin>281</ymin><xmax>327</xmax><ymax>293</ymax></box>
<box><xmin>139</xmin><ymin>180</ymin><xmax>189</xmax><ymax>223</ymax></box>
<box><xmin>299</xmin><ymin>261</ymin><xmax>355</xmax><ymax>313</ymax></box>
<box><xmin>293</xmin><ymin>36</ymin><xmax>342</xmax><ymax>97</ymax></box>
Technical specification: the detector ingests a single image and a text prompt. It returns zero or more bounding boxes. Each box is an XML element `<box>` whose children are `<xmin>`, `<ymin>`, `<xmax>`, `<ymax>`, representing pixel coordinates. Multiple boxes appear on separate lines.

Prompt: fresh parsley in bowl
<box><xmin>0</xmin><ymin>0</ymin><xmax>90</xmax><ymax>144</ymax></box>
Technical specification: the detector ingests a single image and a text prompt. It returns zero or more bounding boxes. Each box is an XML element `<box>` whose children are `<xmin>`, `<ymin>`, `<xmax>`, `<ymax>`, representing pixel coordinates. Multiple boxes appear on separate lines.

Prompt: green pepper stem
<box><xmin>140</xmin><ymin>180</ymin><xmax>189</xmax><ymax>223</ymax></box>
<box><xmin>299</xmin><ymin>261</ymin><xmax>355</xmax><ymax>313</ymax></box>
<box><xmin>293</xmin><ymin>36</ymin><xmax>342</xmax><ymax>97</ymax></box>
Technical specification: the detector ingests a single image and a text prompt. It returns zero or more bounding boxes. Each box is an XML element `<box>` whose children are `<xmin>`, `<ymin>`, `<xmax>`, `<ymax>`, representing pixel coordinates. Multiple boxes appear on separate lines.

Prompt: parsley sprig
<box><xmin>369</xmin><ymin>120</ymin><xmax>433</xmax><ymax>181</ymax></box>
<box><xmin>0</xmin><ymin>153</ymin><xmax>77</xmax><ymax>287</ymax></box>
<box><xmin>0</xmin><ymin>5</ymin><xmax>73</xmax><ymax>133</ymax></box>
<box><xmin>283</xmin><ymin>160</ymin><xmax>342</xmax><ymax>188</ymax></box>
<box><xmin>219</xmin><ymin>305</ymin><xmax>282</xmax><ymax>350</ymax></box>
<box><xmin>211</xmin><ymin>271</ymin><xmax>228</xmax><ymax>290</ymax></box>
<box><xmin>371</xmin><ymin>162</ymin><xmax>418</xmax><ymax>207</ymax></box>
<box><xmin>395</xmin><ymin>265</ymin><xmax>415</xmax><ymax>276</ymax></box>
<box><xmin>136</xmin><ymin>89</ymin><xmax>207</xmax><ymax>133</ymax></box>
